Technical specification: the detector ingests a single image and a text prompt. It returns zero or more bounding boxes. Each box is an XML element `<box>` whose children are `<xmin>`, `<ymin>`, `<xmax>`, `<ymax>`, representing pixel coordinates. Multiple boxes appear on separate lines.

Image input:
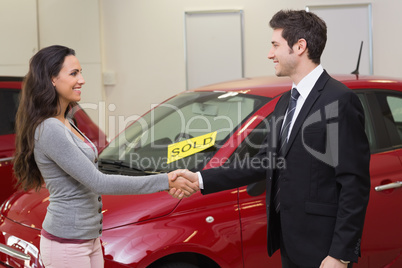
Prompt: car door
<box><xmin>236</xmin><ymin>91</ymin><xmax>402</xmax><ymax>268</ymax></box>
<box><xmin>229</xmin><ymin>117</ymin><xmax>282</xmax><ymax>268</ymax></box>
<box><xmin>355</xmin><ymin>91</ymin><xmax>402</xmax><ymax>268</ymax></box>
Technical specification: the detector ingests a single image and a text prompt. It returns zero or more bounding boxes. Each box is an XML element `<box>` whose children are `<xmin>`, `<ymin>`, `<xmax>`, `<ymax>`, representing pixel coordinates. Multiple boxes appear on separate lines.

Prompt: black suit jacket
<box><xmin>201</xmin><ymin>71</ymin><xmax>371</xmax><ymax>266</ymax></box>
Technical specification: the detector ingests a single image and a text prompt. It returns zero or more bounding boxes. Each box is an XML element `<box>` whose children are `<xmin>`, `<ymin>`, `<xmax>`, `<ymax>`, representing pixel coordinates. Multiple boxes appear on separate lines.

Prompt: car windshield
<box><xmin>99</xmin><ymin>91</ymin><xmax>269</xmax><ymax>173</ymax></box>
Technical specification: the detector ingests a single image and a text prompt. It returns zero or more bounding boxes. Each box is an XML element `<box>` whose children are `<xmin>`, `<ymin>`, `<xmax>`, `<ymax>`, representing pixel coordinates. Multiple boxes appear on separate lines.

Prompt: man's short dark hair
<box><xmin>269</xmin><ymin>10</ymin><xmax>327</xmax><ymax>64</ymax></box>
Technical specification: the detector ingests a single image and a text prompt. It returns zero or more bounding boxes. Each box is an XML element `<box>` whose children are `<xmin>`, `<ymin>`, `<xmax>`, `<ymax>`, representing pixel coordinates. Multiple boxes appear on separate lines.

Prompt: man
<box><xmin>171</xmin><ymin>9</ymin><xmax>370</xmax><ymax>268</ymax></box>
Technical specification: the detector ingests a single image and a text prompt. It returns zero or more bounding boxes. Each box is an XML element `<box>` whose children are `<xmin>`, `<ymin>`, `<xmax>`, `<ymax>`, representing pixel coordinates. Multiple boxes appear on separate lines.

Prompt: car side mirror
<box><xmin>246</xmin><ymin>180</ymin><xmax>266</xmax><ymax>196</ymax></box>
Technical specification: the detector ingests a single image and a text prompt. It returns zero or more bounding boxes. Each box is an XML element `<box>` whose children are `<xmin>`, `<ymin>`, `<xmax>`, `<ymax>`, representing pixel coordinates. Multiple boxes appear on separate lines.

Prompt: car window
<box><xmin>233</xmin><ymin>93</ymin><xmax>378</xmax><ymax>156</ymax></box>
<box><xmin>100</xmin><ymin>92</ymin><xmax>270</xmax><ymax>173</ymax></box>
<box><xmin>356</xmin><ymin>93</ymin><xmax>377</xmax><ymax>151</ymax></box>
<box><xmin>0</xmin><ymin>89</ymin><xmax>20</xmax><ymax>135</ymax></box>
<box><xmin>376</xmin><ymin>92</ymin><xmax>402</xmax><ymax>148</ymax></box>
<box><xmin>386</xmin><ymin>95</ymin><xmax>402</xmax><ymax>143</ymax></box>
<box><xmin>229</xmin><ymin>116</ymin><xmax>271</xmax><ymax>161</ymax></box>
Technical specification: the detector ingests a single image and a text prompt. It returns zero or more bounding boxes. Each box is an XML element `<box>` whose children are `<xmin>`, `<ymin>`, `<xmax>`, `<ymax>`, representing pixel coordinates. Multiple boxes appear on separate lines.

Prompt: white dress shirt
<box><xmin>197</xmin><ymin>65</ymin><xmax>324</xmax><ymax>189</ymax></box>
<box><xmin>283</xmin><ymin>65</ymin><xmax>324</xmax><ymax>141</ymax></box>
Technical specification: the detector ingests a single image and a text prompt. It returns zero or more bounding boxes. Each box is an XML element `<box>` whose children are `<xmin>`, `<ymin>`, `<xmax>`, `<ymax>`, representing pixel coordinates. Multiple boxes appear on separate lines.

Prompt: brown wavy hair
<box><xmin>13</xmin><ymin>45</ymin><xmax>76</xmax><ymax>191</ymax></box>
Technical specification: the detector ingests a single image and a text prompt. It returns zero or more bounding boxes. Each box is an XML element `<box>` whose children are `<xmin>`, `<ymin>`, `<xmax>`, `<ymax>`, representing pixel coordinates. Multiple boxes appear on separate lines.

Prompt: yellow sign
<box><xmin>167</xmin><ymin>131</ymin><xmax>217</xmax><ymax>164</ymax></box>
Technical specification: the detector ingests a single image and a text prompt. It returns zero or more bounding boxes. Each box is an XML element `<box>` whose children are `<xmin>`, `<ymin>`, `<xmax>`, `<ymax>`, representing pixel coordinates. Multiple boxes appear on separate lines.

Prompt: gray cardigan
<box><xmin>34</xmin><ymin>118</ymin><xmax>169</xmax><ymax>239</ymax></box>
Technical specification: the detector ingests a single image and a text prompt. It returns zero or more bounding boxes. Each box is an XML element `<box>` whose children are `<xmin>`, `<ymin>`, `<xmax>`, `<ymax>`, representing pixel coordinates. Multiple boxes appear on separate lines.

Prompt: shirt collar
<box><xmin>292</xmin><ymin>65</ymin><xmax>324</xmax><ymax>100</ymax></box>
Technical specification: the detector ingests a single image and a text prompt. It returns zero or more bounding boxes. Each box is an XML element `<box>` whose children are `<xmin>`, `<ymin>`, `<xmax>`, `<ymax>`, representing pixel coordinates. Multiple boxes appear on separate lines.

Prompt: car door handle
<box><xmin>0</xmin><ymin>243</ymin><xmax>31</xmax><ymax>261</ymax></box>
<box><xmin>0</xmin><ymin>157</ymin><xmax>13</xmax><ymax>166</ymax></box>
<box><xmin>375</xmin><ymin>181</ymin><xmax>402</xmax><ymax>192</ymax></box>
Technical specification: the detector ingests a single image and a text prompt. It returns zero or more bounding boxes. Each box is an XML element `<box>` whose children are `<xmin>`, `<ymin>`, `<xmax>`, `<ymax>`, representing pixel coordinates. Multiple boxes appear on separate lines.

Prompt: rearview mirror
<box><xmin>246</xmin><ymin>180</ymin><xmax>265</xmax><ymax>196</ymax></box>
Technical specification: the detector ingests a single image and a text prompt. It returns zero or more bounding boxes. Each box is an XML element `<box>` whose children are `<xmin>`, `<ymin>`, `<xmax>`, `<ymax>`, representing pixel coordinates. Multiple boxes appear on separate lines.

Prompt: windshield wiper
<box><xmin>98</xmin><ymin>159</ymin><xmax>160</xmax><ymax>175</ymax></box>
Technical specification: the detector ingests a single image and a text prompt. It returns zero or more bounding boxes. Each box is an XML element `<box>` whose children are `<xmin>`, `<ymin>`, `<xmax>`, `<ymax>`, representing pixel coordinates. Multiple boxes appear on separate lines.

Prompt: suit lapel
<box><xmin>283</xmin><ymin>71</ymin><xmax>330</xmax><ymax>156</ymax></box>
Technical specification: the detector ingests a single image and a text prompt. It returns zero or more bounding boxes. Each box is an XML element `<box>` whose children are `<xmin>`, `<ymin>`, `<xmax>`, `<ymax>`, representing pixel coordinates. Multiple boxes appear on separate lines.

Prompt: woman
<box><xmin>13</xmin><ymin>45</ymin><xmax>197</xmax><ymax>268</ymax></box>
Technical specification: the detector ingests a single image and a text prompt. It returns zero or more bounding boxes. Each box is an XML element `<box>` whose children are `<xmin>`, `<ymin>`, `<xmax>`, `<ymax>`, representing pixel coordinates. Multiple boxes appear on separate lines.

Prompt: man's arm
<box><xmin>327</xmin><ymin>90</ymin><xmax>371</xmax><ymax>263</ymax></box>
<box><xmin>168</xmin><ymin>129</ymin><xmax>275</xmax><ymax>198</ymax></box>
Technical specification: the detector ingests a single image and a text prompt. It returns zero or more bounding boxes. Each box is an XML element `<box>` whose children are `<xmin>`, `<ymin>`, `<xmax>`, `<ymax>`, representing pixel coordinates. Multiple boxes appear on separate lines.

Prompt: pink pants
<box><xmin>40</xmin><ymin>236</ymin><xmax>104</xmax><ymax>268</ymax></box>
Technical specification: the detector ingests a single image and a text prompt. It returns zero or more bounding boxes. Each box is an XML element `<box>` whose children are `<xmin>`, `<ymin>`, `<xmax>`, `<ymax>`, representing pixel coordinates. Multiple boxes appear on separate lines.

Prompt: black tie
<box><xmin>274</xmin><ymin>88</ymin><xmax>300</xmax><ymax>213</ymax></box>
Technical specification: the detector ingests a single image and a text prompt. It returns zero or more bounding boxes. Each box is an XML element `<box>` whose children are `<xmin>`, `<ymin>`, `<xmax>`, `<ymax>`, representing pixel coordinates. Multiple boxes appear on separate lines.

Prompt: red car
<box><xmin>1</xmin><ymin>74</ymin><xmax>402</xmax><ymax>268</ymax></box>
<box><xmin>0</xmin><ymin>76</ymin><xmax>108</xmax><ymax>205</ymax></box>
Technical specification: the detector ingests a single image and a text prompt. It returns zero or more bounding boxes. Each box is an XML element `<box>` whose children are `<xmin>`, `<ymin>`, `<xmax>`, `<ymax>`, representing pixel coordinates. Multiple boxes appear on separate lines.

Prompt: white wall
<box><xmin>371</xmin><ymin>0</ymin><xmax>402</xmax><ymax>78</ymax></box>
<box><xmin>0</xmin><ymin>0</ymin><xmax>38</xmax><ymax>75</ymax></box>
<box><xmin>101</xmin><ymin>0</ymin><xmax>402</xmax><ymax>137</ymax></box>
<box><xmin>100</xmin><ymin>0</ymin><xmax>304</xmax><ymax>137</ymax></box>
<box><xmin>1</xmin><ymin>0</ymin><xmax>402</xmax><ymax>137</ymax></box>
<box><xmin>0</xmin><ymin>0</ymin><xmax>103</xmax><ymax>130</ymax></box>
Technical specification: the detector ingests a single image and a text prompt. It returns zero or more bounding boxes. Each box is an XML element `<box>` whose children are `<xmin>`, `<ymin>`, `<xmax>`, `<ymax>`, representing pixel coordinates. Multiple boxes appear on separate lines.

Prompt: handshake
<box><xmin>167</xmin><ymin>169</ymin><xmax>199</xmax><ymax>199</ymax></box>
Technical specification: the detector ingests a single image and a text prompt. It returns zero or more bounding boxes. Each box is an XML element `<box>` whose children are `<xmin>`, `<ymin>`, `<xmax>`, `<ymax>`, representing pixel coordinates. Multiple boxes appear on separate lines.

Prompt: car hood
<box><xmin>1</xmin><ymin>187</ymin><xmax>179</xmax><ymax>230</ymax></box>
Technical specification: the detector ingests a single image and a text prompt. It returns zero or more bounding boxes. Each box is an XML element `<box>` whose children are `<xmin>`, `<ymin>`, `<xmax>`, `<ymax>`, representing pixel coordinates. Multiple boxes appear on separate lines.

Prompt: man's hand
<box><xmin>168</xmin><ymin>169</ymin><xmax>199</xmax><ymax>199</ymax></box>
<box><xmin>168</xmin><ymin>169</ymin><xmax>199</xmax><ymax>198</ymax></box>
<box><xmin>320</xmin><ymin>256</ymin><xmax>348</xmax><ymax>268</ymax></box>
